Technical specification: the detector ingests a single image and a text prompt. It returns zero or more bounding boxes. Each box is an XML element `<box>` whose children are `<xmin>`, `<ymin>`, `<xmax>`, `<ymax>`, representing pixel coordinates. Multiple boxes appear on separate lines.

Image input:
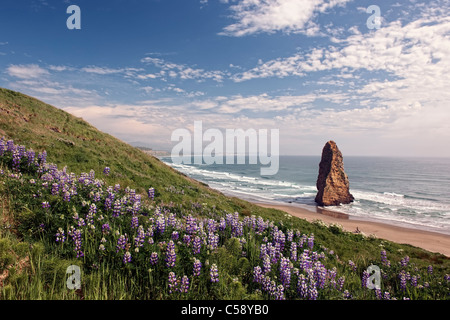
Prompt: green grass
<box><xmin>0</xmin><ymin>87</ymin><xmax>449</xmax><ymax>300</ymax></box>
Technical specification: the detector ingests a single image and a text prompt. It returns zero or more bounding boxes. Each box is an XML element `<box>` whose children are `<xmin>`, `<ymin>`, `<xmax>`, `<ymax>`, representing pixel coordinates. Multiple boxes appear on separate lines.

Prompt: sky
<box><xmin>0</xmin><ymin>0</ymin><xmax>449</xmax><ymax>157</ymax></box>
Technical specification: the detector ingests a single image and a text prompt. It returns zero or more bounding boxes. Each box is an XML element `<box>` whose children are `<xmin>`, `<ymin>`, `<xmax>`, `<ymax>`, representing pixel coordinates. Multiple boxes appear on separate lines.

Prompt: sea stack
<box><xmin>315</xmin><ymin>140</ymin><xmax>354</xmax><ymax>206</ymax></box>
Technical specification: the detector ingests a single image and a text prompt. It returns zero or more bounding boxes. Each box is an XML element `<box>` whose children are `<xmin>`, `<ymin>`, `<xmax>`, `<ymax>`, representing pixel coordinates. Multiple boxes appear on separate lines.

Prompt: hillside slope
<box><xmin>0</xmin><ymin>87</ymin><xmax>246</xmax><ymax>211</ymax></box>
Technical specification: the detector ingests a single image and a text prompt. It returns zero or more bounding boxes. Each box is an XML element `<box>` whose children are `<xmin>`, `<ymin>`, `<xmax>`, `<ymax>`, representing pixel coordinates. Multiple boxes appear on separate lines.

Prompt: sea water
<box><xmin>162</xmin><ymin>156</ymin><xmax>450</xmax><ymax>235</ymax></box>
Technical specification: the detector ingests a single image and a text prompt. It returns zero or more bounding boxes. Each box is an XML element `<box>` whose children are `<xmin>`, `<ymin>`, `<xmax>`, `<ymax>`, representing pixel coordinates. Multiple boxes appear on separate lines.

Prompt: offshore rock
<box><xmin>315</xmin><ymin>140</ymin><xmax>354</xmax><ymax>206</ymax></box>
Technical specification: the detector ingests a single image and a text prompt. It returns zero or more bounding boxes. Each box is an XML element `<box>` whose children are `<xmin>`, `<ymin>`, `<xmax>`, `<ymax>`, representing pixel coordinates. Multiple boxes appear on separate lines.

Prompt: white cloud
<box><xmin>219</xmin><ymin>0</ymin><xmax>352</xmax><ymax>37</ymax></box>
<box><xmin>6</xmin><ymin>64</ymin><xmax>49</xmax><ymax>79</ymax></box>
<box><xmin>141</xmin><ymin>56</ymin><xmax>226</xmax><ymax>82</ymax></box>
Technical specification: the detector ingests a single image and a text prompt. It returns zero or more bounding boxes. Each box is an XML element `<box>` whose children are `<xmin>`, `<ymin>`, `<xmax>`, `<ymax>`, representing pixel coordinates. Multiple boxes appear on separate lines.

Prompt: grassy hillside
<box><xmin>0</xmin><ymin>87</ymin><xmax>448</xmax><ymax>300</ymax></box>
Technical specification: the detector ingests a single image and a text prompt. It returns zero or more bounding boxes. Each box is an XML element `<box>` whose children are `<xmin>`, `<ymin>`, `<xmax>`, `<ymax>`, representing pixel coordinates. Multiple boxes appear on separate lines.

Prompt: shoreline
<box><xmin>253</xmin><ymin>201</ymin><xmax>450</xmax><ymax>257</ymax></box>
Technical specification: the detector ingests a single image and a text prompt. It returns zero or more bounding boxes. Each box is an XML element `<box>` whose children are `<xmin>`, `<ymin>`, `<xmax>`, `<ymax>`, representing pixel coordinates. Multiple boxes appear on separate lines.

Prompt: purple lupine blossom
<box><xmin>171</xmin><ymin>231</ymin><xmax>179</xmax><ymax>241</ymax></box>
<box><xmin>219</xmin><ymin>217</ymin><xmax>226</xmax><ymax>231</ymax></box>
<box><xmin>348</xmin><ymin>260</ymin><xmax>357</xmax><ymax>272</ymax></box>
<box><xmin>399</xmin><ymin>270</ymin><xmax>407</xmax><ymax>291</ymax></box>
<box><xmin>279</xmin><ymin>257</ymin><xmax>292</xmax><ymax>289</ymax></box>
<box><xmin>51</xmin><ymin>183</ymin><xmax>59</xmax><ymax>196</ymax></box>
<box><xmin>113</xmin><ymin>199</ymin><xmax>122</xmax><ymax>217</ymax></box>
<box><xmin>63</xmin><ymin>191</ymin><xmax>71</xmax><ymax>202</ymax></box>
<box><xmin>26</xmin><ymin>149</ymin><xmax>35</xmax><ymax>166</ymax></box>
<box><xmin>148</xmin><ymin>187</ymin><xmax>155</xmax><ymax>200</ymax></box>
<box><xmin>103</xmin><ymin>167</ymin><xmax>110</xmax><ymax>176</ymax></box>
<box><xmin>313</xmin><ymin>262</ymin><xmax>327</xmax><ymax>289</ymax></box>
<box><xmin>381</xmin><ymin>249</ymin><xmax>390</xmax><ymax>267</ymax></box>
<box><xmin>69</xmin><ymin>228</ymin><xmax>84</xmax><ymax>258</ymax></box>
<box><xmin>253</xmin><ymin>266</ymin><xmax>264</xmax><ymax>284</ymax></box>
<box><xmin>156</xmin><ymin>215</ymin><xmax>166</xmax><ymax>234</ymax></box>
<box><xmin>307</xmin><ymin>234</ymin><xmax>314</xmax><ymax>249</ymax></box>
<box><xmin>361</xmin><ymin>270</ymin><xmax>370</xmax><ymax>289</ymax></box>
<box><xmin>135</xmin><ymin>226</ymin><xmax>146</xmax><ymax>248</ymax></box>
<box><xmin>165</xmin><ymin>240</ymin><xmax>176</xmax><ymax>268</ymax></box>
<box><xmin>123</xmin><ymin>251</ymin><xmax>132</xmax><ymax>264</ymax></box>
<box><xmin>116</xmin><ymin>234</ymin><xmax>128</xmax><ymax>252</ymax></box>
<box><xmin>87</xmin><ymin>204</ymin><xmax>96</xmax><ymax>224</ymax></box>
<box><xmin>210</xmin><ymin>264</ymin><xmax>219</xmax><ymax>283</ymax></box>
<box><xmin>400</xmin><ymin>256</ymin><xmax>410</xmax><ymax>267</ymax></box>
<box><xmin>273</xmin><ymin>284</ymin><xmax>285</xmax><ymax>300</ymax></box>
<box><xmin>168</xmin><ymin>272</ymin><xmax>178</xmax><ymax>294</ymax></box>
<box><xmin>150</xmin><ymin>252</ymin><xmax>158</xmax><ymax>265</ymax></box>
<box><xmin>42</xmin><ymin>201</ymin><xmax>51</xmax><ymax>210</ymax></box>
<box><xmin>131</xmin><ymin>216</ymin><xmax>139</xmax><ymax>229</ymax></box>
<box><xmin>185</xmin><ymin>215</ymin><xmax>198</xmax><ymax>235</ymax></box>
<box><xmin>427</xmin><ymin>265</ymin><xmax>433</xmax><ymax>274</ymax></box>
<box><xmin>297</xmin><ymin>274</ymin><xmax>308</xmax><ymax>299</ymax></box>
<box><xmin>180</xmin><ymin>276</ymin><xmax>189</xmax><ymax>293</ymax></box>
<box><xmin>193</xmin><ymin>258</ymin><xmax>202</xmax><ymax>277</ymax></box>
<box><xmin>102</xmin><ymin>223</ymin><xmax>110</xmax><ymax>235</ymax></box>
<box><xmin>207</xmin><ymin>233</ymin><xmax>219</xmax><ymax>250</ymax></box>
<box><xmin>410</xmin><ymin>275</ymin><xmax>418</xmax><ymax>287</ymax></box>
<box><xmin>56</xmin><ymin>228</ymin><xmax>66</xmax><ymax>243</ymax></box>
<box><xmin>290</xmin><ymin>242</ymin><xmax>297</xmax><ymax>262</ymax></box>
<box><xmin>337</xmin><ymin>276</ymin><xmax>345</xmax><ymax>291</ymax></box>
<box><xmin>77</xmin><ymin>218</ymin><xmax>86</xmax><ymax>227</ymax></box>
<box><xmin>192</xmin><ymin>236</ymin><xmax>201</xmax><ymax>255</ymax></box>
<box><xmin>262</xmin><ymin>254</ymin><xmax>271</xmax><ymax>274</ymax></box>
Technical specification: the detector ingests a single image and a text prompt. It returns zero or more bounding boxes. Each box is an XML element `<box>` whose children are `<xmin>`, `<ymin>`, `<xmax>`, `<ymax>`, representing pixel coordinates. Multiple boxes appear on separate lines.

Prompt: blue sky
<box><xmin>1</xmin><ymin>0</ymin><xmax>450</xmax><ymax>157</ymax></box>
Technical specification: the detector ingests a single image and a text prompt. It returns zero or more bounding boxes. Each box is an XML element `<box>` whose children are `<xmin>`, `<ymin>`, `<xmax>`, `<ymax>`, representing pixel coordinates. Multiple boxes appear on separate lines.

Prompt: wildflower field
<box><xmin>0</xmin><ymin>137</ymin><xmax>448</xmax><ymax>300</ymax></box>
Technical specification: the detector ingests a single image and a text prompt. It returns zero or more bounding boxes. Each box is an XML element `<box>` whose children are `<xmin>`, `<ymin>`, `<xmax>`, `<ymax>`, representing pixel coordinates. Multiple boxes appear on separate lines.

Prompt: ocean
<box><xmin>161</xmin><ymin>156</ymin><xmax>450</xmax><ymax>235</ymax></box>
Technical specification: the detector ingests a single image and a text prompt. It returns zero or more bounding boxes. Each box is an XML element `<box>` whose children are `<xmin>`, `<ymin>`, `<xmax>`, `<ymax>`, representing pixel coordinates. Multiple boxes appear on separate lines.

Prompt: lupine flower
<box><xmin>253</xmin><ymin>266</ymin><xmax>264</xmax><ymax>284</ymax></box>
<box><xmin>116</xmin><ymin>234</ymin><xmax>128</xmax><ymax>252</ymax></box>
<box><xmin>150</xmin><ymin>252</ymin><xmax>158</xmax><ymax>265</ymax></box>
<box><xmin>380</xmin><ymin>249</ymin><xmax>391</xmax><ymax>267</ymax></box>
<box><xmin>102</xmin><ymin>223</ymin><xmax>110</xmax><ymax>235</ymax></box>
<box><xmin>427</xmin><ymin>265</ymin><xmax>433</xmax><ymax>274</ymax></box>
<box><xmin>42</xmin><ymin>201</ymin><xmax>51</xmax><ymax>210</ymax></box>
<box><xmin>207</xmin><ymin>233</ymin><xmax>219</xmax><ymax>250</ymax></box>
<box><xmin>123</xmin><ymin>251</ymin><xmax>132</xmax><ymax>264</ymax></box>
<box><xmin>274</xmin><ymin>284</ymin><xmax>285</xmax><ymax>300</ymax></box>
<box><xmin>131</xmin><ymin>216</ymin><xmax>139</xmax><ymax>229</ymax></box>
<box><xmin>361</xmin><ymin>270</ymin><xmax>370</xmax><ymax>289</ymax></box>
<box><xmin>308</xmin><ymin>234</ymin><xmax>314</xmax><ymax>249</ymax></box>
<box><xmin>113</xmin><ymin>199</ymin><xmax>122</xmax><ymax>217</ymax></box>
<box><xmin>400</xmin><ymin>256</ymin><xmax>410</xmax><ymax>267</ymax></box>
<box><xmin>193</xmin><ymin>258</ymin><xmax>202</xmax><ymax>277</ymax></box>
<box><xmin>171</xmin><ymin>231</ymin><xmax>179</xmax><ymax>241</ymax></box>
<box><xmin>180</xmin><ymin>276</ymin><xmax>190</xmax><ymax>293</ymax></box>
<box><xmin>148</xmin><ymin>187</ymin><xmax>155</xmax><ymax>200</ymax></box>
<box><xmin>56</xmin><ymin>228</ymin><xmax>66</xmax><ymax>243</ymax></box>
<box><xmin>168</xmin><ymin>272</ymin><xmax>178</xmax><ymax>294</ymax></box>
<box><xmin>103</xmin><ymin>167</ymin><xmax>110</xmax><ymax>176</ymax></box>
<box><xmin>290</xmin><ymin>242</ymin><xmax>297</xmax><ymax>261</ymax></box>
<box><xmin>297</xmin><ymin>274</ymin><xmax>308</xmax><ymax>299</ymax></box>
<box><xmin>165</xmin><ymin>240</ymin><xmax>176</xmax><ymax>268</ymax></box>
<box><xmin>51</xmin><ymin>183</ymin><xmax>59</xmax><ymax>195</ymax></box>
<box><xmin>348</xmin><ymin>260</ymin><xmax>357</xmax><ymax>272</ymax></box>
<box><xmin>192</xmin><ymin>236</ymin><xmax>201</xmax><ymax>255</ymax></box>
<box><xmin>279</xmin><ymin>257</ymin><xmax>292</xmax><ymax>289</ymax></box>
<box><xmin>69</xmin><ymin>228</ymin><xmax>84</xmax><ymax>258</ymax></box>
<box><xmin>399</xmin><ymin>270</ymin><xmax>407</xmax><ymax>291</ymax></box>
<box><xmin>210</xmin><ymin>264</ymin><xmax>219</xmax><ymax>283</ymax></box>
<box><xmin>135</xmin><ymin>226</ymin><xmax>146</xmax><ymax>248</ymax></box>
<box><xmin>262</xmin><ymin>254</ymin><xmax>271</xmax><ymax>274</ymax></box>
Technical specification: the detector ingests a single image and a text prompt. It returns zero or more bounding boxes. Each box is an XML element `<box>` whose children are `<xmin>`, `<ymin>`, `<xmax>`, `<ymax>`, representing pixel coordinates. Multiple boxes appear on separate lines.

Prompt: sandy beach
<box><xmin>254</xmin><ymin>202</ymin><xmax>450</xmax><ymax>257</ymax></box>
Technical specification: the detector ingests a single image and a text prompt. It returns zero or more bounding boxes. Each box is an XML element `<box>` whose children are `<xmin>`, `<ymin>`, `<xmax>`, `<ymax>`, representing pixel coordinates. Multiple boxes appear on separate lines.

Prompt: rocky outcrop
<box><xmin>315</xmin><ymin>140</ymin><xmax>354</xmax><ymax>206</ymax></box>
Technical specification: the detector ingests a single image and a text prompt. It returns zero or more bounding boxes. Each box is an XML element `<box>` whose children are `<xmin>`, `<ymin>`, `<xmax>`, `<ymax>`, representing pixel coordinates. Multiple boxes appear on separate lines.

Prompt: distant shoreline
<box><xmin>253</xmin><ymin>201</ymin><xmax>450</xmax><ymax>257</ymax></box>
